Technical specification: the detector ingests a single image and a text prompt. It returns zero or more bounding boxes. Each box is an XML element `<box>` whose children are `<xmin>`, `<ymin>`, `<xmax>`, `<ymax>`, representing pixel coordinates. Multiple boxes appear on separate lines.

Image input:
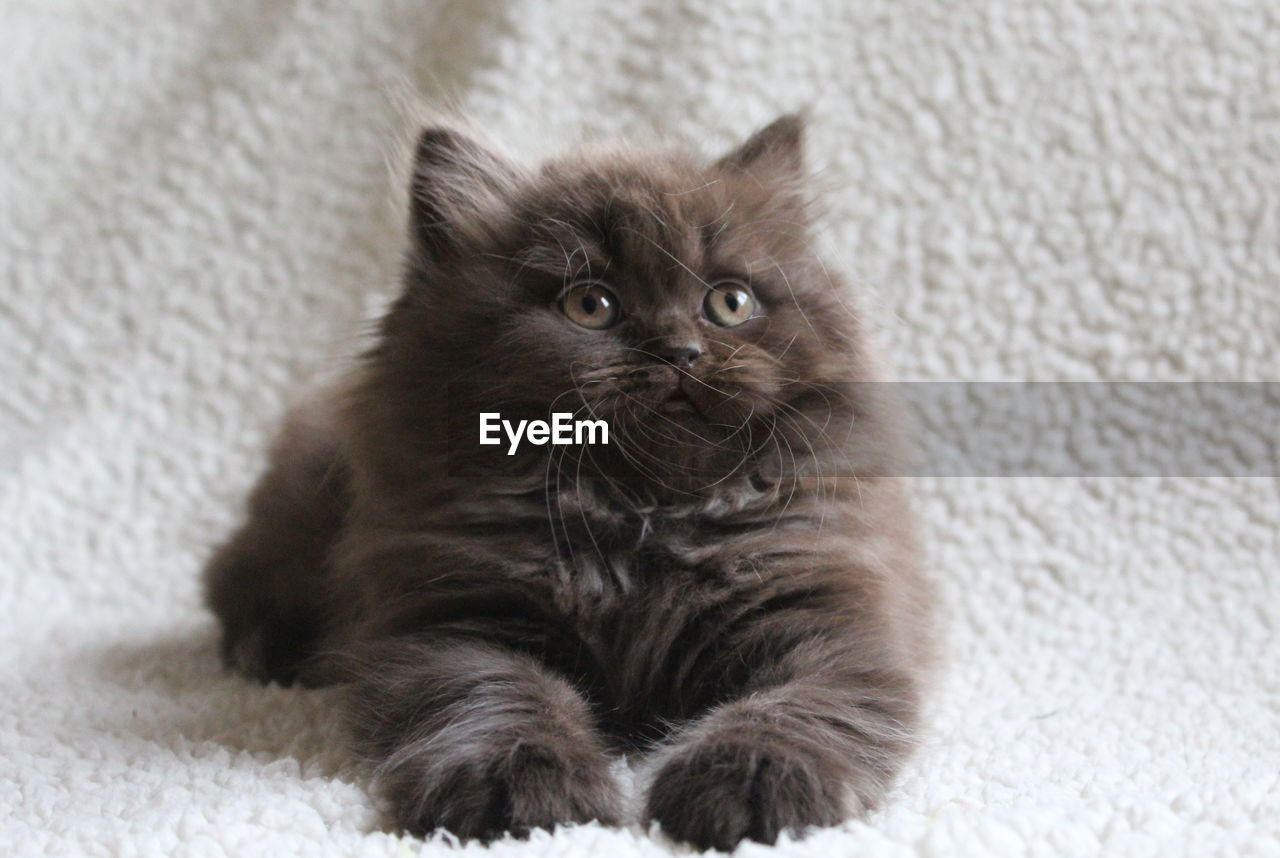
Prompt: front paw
<box><xmin>387</xmin><ymin>740</ymin><xmax>621</xmax><ymax>842</ymax></box>
<box><xmin>645</xmin><ymin>740</ymin><xmax>851</xmax><ymax>851</ymax></box>
<box><xmin>218</xmin><ymin>613</ymin><xmax>320</xmax><ymax>687</ymax></box>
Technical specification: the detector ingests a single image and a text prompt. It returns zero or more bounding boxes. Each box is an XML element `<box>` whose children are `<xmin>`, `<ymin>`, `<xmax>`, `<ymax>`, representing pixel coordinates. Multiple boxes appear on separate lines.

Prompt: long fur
<box><xmin>203</xmin><ymin>114</ymin><xmax>937</xmax><ymax>851</ymax></box>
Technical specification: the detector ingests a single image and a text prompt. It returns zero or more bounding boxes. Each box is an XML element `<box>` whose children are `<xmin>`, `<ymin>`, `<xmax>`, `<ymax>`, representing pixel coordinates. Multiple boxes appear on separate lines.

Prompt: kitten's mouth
<box><xmin>659</xmin><ymin>384</ymin><xmax>702</xmax><ymax>416</ymax></box>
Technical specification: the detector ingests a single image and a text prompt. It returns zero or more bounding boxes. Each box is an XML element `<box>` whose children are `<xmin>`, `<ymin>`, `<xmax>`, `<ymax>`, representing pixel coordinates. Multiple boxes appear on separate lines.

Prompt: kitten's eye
<box><xmin>703</xmin><ymin>281</ymin><xmax>757</xmax><ymax>327</ymax></box>
<box><xmin>562</xmin><ymin>281</ymin><xmax>621</xmax><ymax>330</ymax></box>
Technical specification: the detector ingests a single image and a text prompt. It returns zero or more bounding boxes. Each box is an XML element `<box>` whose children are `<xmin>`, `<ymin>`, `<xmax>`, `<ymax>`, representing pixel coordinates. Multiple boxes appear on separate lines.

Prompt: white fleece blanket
<box><xmin>2</xmin><ymin>1</ymin><xmax>1277</xmax><ymax>855</ymax></box>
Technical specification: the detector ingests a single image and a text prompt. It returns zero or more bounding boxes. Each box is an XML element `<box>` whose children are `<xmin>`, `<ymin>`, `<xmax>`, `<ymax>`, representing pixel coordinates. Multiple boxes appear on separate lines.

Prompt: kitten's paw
<box><xmin>205</xmin><ymin>547</ymin><xmax>327</xmax><ymax>687</ymax></box>
<box><xmin>390</xmin><ymin>740</ymin><xmax>621</xmax><ymax>842</ymax></box>
<box><xmin>218</xmin><ymin>613</ymin><xmax>320</xmax><ymax>687</ymax></box>
<box><xmin>645</xmin><ymin>741</ymin><xmax>851</xmax><ymax>851</ymax></box>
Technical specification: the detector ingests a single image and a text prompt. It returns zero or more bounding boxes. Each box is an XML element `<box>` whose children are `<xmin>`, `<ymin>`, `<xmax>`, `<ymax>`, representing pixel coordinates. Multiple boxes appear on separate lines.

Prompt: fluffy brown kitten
<box><xmin>204</xmin><ymin>114</ymin><xmax>936</xmax><ymax>850</ymax></box>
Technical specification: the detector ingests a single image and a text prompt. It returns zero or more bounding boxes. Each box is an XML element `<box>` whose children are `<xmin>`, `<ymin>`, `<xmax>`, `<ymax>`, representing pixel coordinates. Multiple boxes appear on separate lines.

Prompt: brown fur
<box><xmin>203</xmin><ymin>115</ymin><xmax>936</xmax><ymax>850</ymax></box>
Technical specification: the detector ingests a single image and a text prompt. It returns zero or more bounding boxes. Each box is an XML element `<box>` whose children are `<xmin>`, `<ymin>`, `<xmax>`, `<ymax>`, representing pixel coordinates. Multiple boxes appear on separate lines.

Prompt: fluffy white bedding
<box><xmin>2</xmin><ymin>1</ymin><xmax>1277</xmax><ymax>855</ymax></box>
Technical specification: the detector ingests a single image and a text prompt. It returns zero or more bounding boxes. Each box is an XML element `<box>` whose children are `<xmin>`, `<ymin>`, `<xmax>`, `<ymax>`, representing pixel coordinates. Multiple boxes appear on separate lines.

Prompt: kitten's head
<box><xmin>367</xmin><ymin>115</ymin><xmax>880</xmax><ymax>502</ymax></box>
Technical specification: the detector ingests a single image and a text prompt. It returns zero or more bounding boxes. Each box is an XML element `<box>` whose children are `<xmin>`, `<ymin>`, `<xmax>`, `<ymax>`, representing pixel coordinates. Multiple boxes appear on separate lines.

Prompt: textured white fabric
<box><xmin>2</xmin><ymin>1</ymin><xmax>1277</xmax><ymax>855</ymax></box>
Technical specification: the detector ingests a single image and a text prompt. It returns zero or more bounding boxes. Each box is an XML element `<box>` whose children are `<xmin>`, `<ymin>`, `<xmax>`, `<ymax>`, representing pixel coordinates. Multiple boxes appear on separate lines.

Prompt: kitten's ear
<box><xmin>408</xmin><ymin>126</ymin><xmax>521</xmax><ymax>258</ymax></box>
<box><xmin>716</xmin><ymin>113</ymin><xmax>805</xmax><ymax>177</ymax></box>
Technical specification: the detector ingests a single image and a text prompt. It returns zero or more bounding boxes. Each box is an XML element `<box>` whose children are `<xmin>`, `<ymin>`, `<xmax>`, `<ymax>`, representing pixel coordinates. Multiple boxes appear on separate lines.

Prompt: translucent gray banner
<box><xmin>898</xmin><ymin>382</ymin><xmax>1279</xmax><ymax>477</ymax></box>
<box><xmin>445</xmin><ymin>382</ymin><xmax>1280</xmax><ymax>477</ymax></box>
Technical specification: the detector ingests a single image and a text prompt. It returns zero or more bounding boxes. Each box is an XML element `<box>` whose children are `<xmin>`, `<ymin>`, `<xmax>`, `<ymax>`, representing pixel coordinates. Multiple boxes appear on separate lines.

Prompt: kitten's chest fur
<box><xmin>495</xmin><ymin>485</ymin><xmax>792</xmax><ymax>742</ymax></box>
<box><xmin>350</xmin><ymin>476</ymin><xmax>829</xmax><ymax>746</ymax></box>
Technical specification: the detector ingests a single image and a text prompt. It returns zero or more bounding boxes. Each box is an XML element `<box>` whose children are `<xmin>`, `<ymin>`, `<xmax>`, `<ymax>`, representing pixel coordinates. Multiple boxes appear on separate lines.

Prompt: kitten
<box><xmin>203</xmin><ymin>114</ymin><xmax>936</xmax><ymax>850</ymax></box>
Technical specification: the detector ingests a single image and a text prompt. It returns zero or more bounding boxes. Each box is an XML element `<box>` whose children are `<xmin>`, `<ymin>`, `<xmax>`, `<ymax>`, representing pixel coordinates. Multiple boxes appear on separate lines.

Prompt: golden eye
<box><xmin>703</xmin><ymin>281</ymin><xmax>756</xmax><ymax>327</ymax></box>
<box><xmin>562</xmin><ymin>282</ymin><xmax>621</xmax><ymax>330</ymax></box>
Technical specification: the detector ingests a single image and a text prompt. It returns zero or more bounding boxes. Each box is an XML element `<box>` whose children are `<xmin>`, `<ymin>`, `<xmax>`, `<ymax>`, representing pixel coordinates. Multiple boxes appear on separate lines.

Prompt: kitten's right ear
<box><xmin>408</xmin><ymin>126</ymin><xmax>521</xmax><ymax>258</ymax></box>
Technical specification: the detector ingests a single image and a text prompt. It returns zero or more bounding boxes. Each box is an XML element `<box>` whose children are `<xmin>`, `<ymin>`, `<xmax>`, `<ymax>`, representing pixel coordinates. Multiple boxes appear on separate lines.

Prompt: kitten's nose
<box><xmin>655</xmin><ymin>342</ymin><xmax>702</xmax><ymax>369</ymax></box>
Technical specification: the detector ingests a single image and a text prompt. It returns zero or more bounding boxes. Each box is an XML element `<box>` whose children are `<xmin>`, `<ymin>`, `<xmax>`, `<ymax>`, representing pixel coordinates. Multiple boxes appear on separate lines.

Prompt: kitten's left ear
<box><xmin>408</xmin><ymin>125</ymin><xmax>522</xmax><ymax>259</ymax></box>
<box><xmin>716</xmin><ymin>112</ymin><xmax>805</xmax><ymax>177</ymax></box>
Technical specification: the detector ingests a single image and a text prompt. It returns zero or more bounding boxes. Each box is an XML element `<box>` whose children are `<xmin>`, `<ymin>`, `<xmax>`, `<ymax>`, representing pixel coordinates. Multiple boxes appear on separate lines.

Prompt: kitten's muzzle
<box><xmin>623</xmin><ymin>364</ymin><xmax>704</xmax><ymax>415</ymax></box>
